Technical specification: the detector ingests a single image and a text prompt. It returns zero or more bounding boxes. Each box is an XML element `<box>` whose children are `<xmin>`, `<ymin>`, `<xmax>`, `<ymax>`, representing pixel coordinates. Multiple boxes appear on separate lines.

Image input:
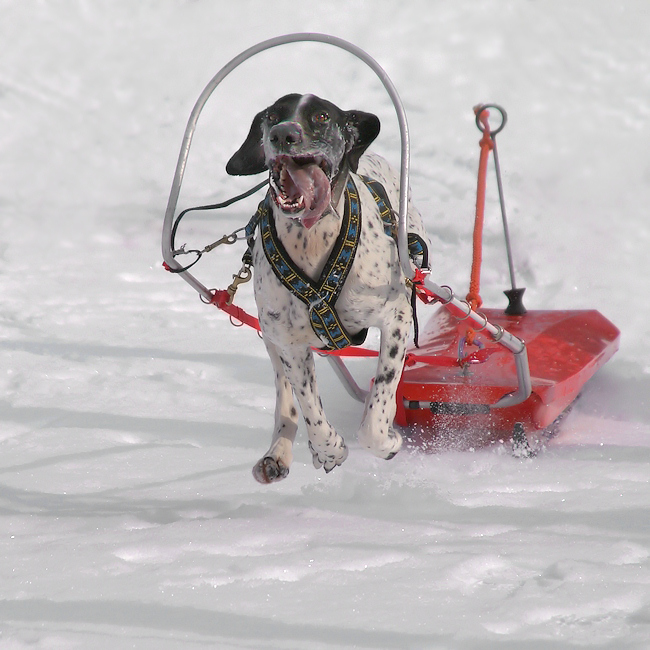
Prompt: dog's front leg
<box><xmin>252</xmin><ymin>340</ymin><xmax>299</xmax><ymax>484</ymax></box>
<box><xmin>357</xmin><ymin>306</ymin><xmax>411</xmax><ymax>459</ymax></box>
<box><xmin>278</xmin><ymin>345</ymin><xmax>349</xmax><ymax>474</ymax></box>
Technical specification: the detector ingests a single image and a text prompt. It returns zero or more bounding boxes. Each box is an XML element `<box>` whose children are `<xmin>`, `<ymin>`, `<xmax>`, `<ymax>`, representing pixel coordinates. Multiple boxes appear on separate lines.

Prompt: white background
<box><xmin>1</xmin><ymin>1</ymin><xmax>649</xmax><ymax>648</ymax></box>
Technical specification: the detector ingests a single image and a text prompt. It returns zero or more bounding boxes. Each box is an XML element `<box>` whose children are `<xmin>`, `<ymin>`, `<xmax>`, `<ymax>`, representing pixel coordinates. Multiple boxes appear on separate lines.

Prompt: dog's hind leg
<box><xmin>357</xmin><ymin>304</ymin><xmax>410</xmax><ymax>459</ymax></box>
<box><xmin>252</xmin><ymin>341</ymin><xmax>299</xmax><ymax>484</ymax></box>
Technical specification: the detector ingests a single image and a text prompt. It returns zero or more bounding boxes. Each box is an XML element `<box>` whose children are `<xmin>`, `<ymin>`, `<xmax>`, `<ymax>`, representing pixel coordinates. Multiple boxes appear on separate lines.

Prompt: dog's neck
<box><xmin>271</xmin><ymin>173</ymin><xmax>350</xmax><ymax>282</ymax></box>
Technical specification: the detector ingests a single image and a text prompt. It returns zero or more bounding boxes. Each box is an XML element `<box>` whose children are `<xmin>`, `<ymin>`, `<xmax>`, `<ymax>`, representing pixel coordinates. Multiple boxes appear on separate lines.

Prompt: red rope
<box><xmin>468</xmin><ymin>107</ymin><xmax>494</xmax><ymax>313</ymax></box>
<box><xmin>207</xmin><ymin>288</ymin><xmax>496</xmax><ymax>366</ymax></box>
<box><xmin>208</xmin><ymin>289</ymin><xmax>381</xmax><ymax>358</ymax></box>
<box><xmin>210</xmin><ymin>290</ymin><xmax>261</xmax><ymax>331</ymax></box>
<box><xmin>411</xmin><ymin>267</ymin><xmax>438</xmax><ymax>304</ymax></box>
<box><xmin>464</xmin><ymin>107</ymin><xmax>495</xmax><ymax>346</ymax></box>
<box><xmin>405</xmin><ymin>346</ymin><xmax>498</xmax><ymax>367</ymax></box>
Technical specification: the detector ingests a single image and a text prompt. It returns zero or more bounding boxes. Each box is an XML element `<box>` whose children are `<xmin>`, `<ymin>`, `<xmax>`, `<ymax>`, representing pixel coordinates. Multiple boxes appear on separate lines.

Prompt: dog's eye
<box><xmin>312</xmin><ymin>111</ymin><xmax>330</xmax><ymax>124</ymax></box>
<box><xmin>267</xmin><ymin>112</ymin><xmax>280</xmax><ymax>125</ymax></box>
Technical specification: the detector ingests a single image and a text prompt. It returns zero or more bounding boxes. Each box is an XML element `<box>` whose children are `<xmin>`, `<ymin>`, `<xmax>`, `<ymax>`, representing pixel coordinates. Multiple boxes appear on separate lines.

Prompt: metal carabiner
<box><xmin>458</xmin><ymin>335</ymin><xmax>485</xmax><ymax>368</ymax></box>
<box><xmin>226</xmin><ymin>264</ymin><xmax>252</xmax><ymax>305</ymax></box>
<box><xmin>203</xmin><ymin>227</ymin><xmax>246</xmax><ymax>253</ymax></box>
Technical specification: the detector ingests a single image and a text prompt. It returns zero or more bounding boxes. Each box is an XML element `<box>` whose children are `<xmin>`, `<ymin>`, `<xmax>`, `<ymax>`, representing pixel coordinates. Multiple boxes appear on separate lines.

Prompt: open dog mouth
<box><xmin>268</xmin><ymin>154</ymin><xmax>333</xmax><ymax>229</ymax></box>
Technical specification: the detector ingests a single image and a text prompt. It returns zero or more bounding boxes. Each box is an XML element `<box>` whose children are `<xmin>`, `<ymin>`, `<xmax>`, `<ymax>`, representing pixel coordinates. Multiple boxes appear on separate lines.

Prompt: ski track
<box><xmin>1</xmin><ymin>1</ymin><xmax>649</xmax><ymax>648</ymax></box>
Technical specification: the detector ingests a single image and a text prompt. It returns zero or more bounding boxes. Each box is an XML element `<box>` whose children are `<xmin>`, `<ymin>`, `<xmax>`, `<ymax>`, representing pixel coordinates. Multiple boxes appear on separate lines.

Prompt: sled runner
<box><xmin>162</xmin><ymin>33</ymin><xmax>619</xmax><ymax>453</ymax></box>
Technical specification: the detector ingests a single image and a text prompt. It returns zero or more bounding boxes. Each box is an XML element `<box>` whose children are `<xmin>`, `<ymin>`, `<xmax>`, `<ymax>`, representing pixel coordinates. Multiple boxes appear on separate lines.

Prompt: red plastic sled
<box><xmin>385</xmin><ymin>104</ymin><xmax>621</xmax><ymax>452</ymax></box>
<box><xmin>396</xmin><ymin>306</ymin><xmax>620</xmax><ymax>450</ymax></box>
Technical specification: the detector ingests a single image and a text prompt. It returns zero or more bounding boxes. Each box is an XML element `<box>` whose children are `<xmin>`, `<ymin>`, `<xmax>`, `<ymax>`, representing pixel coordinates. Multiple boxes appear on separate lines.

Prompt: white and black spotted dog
<box><xmin>226</xmin><ymin>93</ymin><xmax>429</xmax><ymax>484</ymax></box>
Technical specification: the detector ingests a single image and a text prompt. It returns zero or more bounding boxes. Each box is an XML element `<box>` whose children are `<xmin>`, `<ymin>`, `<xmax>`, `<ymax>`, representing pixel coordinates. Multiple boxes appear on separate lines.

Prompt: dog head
<box><xmin>226</xmin><ymin>93</ymin><xmax>380</xmax><ymax>228</ymax></box>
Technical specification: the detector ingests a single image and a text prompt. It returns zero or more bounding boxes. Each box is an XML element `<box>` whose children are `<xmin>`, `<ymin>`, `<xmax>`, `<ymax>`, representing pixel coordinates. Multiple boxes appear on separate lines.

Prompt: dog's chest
<box><xmin>271</xmin><ymin>213</ymin><xmax>341</xmax><ymax>280</ymax></box>
<box><xmin>252</xmin><ymin>182</ymin><xmax>406</xmax><ymax>347</ymax></box>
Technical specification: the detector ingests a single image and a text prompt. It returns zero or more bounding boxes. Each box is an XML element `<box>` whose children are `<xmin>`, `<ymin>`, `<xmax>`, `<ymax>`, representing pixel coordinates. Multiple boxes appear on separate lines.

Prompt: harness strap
<box><xmin>359</xmin><ymin>175</ymin><xmax>396</xmax><ymax>238</ymax></box>
<box><xmin>360</xmin><ymin>175</ymin><xmax>429</xmax><ymax>268</ymax></box>
<box><xmin>259</xmin><ymin>176</ymin><xmax>367</xmax><ymax>350</ymax></box>
<box><xmin>360</xmin><ymin>175</ymin><xmax>430</xmax><ymax>347</ymax></box>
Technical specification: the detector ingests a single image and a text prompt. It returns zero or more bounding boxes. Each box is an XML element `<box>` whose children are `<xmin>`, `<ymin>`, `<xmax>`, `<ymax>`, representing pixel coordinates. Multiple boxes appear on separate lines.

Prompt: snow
<box><xmin>1</xmin><ymin>0</ymin><xmax>649</xmax><ymax>647</ymax></box>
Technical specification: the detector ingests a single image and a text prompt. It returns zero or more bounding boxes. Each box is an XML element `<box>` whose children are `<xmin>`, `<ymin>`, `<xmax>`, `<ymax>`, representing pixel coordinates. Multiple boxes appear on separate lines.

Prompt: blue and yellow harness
<box><xmin>246</xmin><ymin>175</ymin><xmax>427</xmax><ymax>351</ymax></box>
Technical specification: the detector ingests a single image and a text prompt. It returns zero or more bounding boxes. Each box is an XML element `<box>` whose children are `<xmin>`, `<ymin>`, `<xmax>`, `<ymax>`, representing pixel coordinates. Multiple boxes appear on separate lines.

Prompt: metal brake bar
<box><xmin>324</xmin><ymin>356</ymin><xmax>369</xmax><ymax>403</ymax></box>
<box><xmin>420</xmin><ymin>276</ymin><xmax>532</xmax><ymax>409</ymax></box>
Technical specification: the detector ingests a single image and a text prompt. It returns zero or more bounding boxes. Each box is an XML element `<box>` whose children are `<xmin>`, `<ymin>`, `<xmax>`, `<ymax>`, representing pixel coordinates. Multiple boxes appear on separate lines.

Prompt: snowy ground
<box><xmin>1</xmin><ymin>1</ymin><xmax>649</xmax><ymax>648</ymax></box>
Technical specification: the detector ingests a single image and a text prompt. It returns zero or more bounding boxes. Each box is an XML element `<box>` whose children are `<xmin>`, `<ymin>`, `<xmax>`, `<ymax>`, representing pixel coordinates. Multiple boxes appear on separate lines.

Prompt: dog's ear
<box><xmin>345</xmin><ymin>110</ymin><xmax>381</xmax><ymax>172</ymax></box>
<box><xmin>226</xmin><ymin>109</ymin><xmax>267</xmax><ymax>176</ymax></box>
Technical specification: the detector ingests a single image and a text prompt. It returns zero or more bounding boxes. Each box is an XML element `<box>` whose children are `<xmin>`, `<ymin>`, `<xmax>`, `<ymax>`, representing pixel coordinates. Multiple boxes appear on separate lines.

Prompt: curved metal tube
<box><xmin>162</xmin><ymin>32</ymin><xmax>415</xmax><ymax>297</ymax></box>
<box><xmin>161</xmin><ymin>32</ymin><xmax>531</xmax><ymax>409</ymax></box>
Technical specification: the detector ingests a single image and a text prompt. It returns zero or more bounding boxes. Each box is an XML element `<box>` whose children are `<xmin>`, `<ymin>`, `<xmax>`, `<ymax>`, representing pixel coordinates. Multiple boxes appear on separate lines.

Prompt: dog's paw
<box><xmin>308</xmin><ymin>439</ymin><xmax>348</xmax><ymax>473</ymax></box>
<box><xmin>358</xmin><ymin>426</ymin><xmax>403</xmax><ymax>460</ymax></box>
<box><xmin>377</xmin><ymin>428</ymin><xmax>402</xmax><ymax>460</ymax></box>
<box><xmin>383</xmin><ymin>428</ymin><xmax>403</xmax><ymax>460</ymax></box>
<box><xmin>252</xmin><ymin>456</ymin><xmax>290</xmax><ymax>484</ymax></box>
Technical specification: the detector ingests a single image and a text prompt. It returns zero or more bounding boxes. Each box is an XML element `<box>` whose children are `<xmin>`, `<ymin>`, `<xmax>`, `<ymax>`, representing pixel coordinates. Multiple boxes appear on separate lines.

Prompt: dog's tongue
<box><xmin>285</xmin><ymin>159</ymin><xmax>331</xmax><ymax>228</ymax></box>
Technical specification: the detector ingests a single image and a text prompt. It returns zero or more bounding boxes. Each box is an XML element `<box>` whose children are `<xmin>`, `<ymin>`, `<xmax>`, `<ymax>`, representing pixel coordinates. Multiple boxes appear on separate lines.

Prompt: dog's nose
<box><xmin>269</xmin><ymin>122</ymin><xmax>303</xmax><ymax>149</ymax></box>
